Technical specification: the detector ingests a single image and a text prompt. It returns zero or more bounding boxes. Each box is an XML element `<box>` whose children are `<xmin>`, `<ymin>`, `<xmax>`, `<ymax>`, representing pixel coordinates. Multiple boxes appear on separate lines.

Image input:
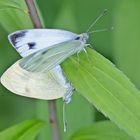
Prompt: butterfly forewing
<box><xmin>8</xmin><ymin>29</ymin><xmax>77</xmax><ymax>57</ymax></box>
<box><xmin>19</xmin><ymin>40</ymin><xmax>84</xmax><ymax>72</ymax></box>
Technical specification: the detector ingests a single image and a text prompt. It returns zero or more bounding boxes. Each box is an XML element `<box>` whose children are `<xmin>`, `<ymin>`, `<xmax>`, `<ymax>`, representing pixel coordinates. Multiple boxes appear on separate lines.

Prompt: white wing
<box><xmin>1</xmin><ymin>60</ymin><xmax>72</xmax><ymax>100</ymax></box>
<box><xmin>19</xmin><ymin>40</ymin><xmax>84</xmax><ymax>72</ymax></box>
<box><xmin>8</xmin><ymin>29</ymin><xmax>77</xmax><ymax>57</ymax></box>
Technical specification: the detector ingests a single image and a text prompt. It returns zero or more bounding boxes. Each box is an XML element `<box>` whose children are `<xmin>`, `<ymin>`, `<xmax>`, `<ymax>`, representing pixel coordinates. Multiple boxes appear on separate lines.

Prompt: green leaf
<box><xmin>0</xmin><ymin>0</ymin><xmax>23</xmax><ymax>10</ymax></box>
<box><xmin>62</xmin><ymin>48</ymin><xmax>140</xmax><ymax>140</ymax></box>
<box><xmin>71</xmin><ymin>121</ymin><xmax>134</xmax><ymax>140</ymax></box>
<box><xmin>0</xmin><ymin>0</ymin><xmax>33</xmax><ymax>32</ymax></box>
<box><xmin>0</xmin><ymin>120</ymin><xmax>45</xmax><ymax>140</ymax></box>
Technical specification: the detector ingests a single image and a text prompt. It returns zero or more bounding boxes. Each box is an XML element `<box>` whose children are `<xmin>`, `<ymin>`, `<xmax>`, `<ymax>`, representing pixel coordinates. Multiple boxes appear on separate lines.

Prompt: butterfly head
<box><xmin>76</xmin><ymin>33</ymin><xmax>89</xmax><ymax>43</ymax></box>
<box><xmin>82</xmin><ymin>33</ymin><xmax>89</xmax><ymax>41</ymax></box>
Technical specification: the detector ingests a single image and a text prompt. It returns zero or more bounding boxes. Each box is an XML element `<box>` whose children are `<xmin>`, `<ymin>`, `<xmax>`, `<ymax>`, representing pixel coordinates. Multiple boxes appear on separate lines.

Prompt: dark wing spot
<box><xmin>28</xmin><ymin>42</ymin><xmax>36</xmax><ymax>49</ymax></box>
<box><xmin>10</xmin><ymin>30</ymin><xmax>27</xmax><ymax>46</ymax></box>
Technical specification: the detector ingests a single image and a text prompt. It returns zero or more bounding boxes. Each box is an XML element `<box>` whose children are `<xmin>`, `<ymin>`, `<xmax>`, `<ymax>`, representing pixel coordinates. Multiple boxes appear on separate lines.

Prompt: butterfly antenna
<box><xmin>86</xmin><ymin>9</ymin><xmax>108</xmax><ymax>33</ymax></box>
<box><xmin>88</xmin><ymin>27</ymin><xmax>114</xmax><ymax>34</ymax></box>
<box><xmin>63</xmin><ymin>102</ymin><xmax>67</xmax><ymax>132</ymax></box>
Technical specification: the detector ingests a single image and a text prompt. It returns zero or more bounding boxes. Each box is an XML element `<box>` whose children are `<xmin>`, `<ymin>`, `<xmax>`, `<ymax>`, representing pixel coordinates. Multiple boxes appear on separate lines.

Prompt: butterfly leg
<box><xmin>85</xmin><ymin>43</ymin><xmax>95</xmax><ymax>49</ymax></box>
<box><xmin>83</xmin><ymin>47</ymin><xmax>91</xmax><ymax>65</ymax></box>
<box><xmin>85</xmin><ymin>43</ymin><xmax>91</xmax><ymax>47</ymax></box>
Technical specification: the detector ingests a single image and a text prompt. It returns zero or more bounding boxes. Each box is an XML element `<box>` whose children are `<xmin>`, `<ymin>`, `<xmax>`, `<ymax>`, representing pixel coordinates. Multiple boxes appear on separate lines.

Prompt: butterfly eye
<box><xmin>75</xmin><ymin>36</ymin><xmax>80</xmax><ymax>40</ymax></box>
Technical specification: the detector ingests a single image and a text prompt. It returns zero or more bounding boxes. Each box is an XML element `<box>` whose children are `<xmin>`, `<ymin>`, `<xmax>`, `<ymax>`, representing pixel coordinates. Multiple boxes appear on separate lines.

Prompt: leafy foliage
<box><xmin>62</xmin><ymin>48</ymin><xmax>140</xmax><ymax>140</ymax></box>
<box><xmin>71</xmin><ymin>121</ymin><xmax>134</xmax><ymax>140</ymax></box>
<box><xmin>0</xmin><ymin>0</ymin><xmax>140</xmax><ymax>140</ymax></box>
<box><xmin>0</xmin><ymin>120</ymin><xmax>45</xmax><ymax>140</ymax></box>
<box><xmin>0</xmin><ymin>0</ymin><xmax>32</xmax><ymax>31</ymax></box>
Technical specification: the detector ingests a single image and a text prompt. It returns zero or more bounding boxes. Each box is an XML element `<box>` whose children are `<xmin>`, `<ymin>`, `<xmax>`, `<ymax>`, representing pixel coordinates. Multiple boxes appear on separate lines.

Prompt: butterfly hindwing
<box><xmin>1</xmin><ymin>60</ymin><xmax>71</xmax><ymax>100</ymax></box>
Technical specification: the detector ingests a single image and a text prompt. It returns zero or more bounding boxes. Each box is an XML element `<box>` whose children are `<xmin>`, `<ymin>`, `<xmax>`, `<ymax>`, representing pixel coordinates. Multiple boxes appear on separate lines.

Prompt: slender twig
<box><xmin>25</xmin><ymin>0</ymin><xmax>42</xmax><ymax>28</ymax></box>
<box><xmin>48</xmin><ymin>101</ymin><xmax>61</xmax><ymax>140</ymax></box>
<box><xmin>25</xmin><ymin>0</ymin><xmax>61</xmax><ymax>140</ymax></box>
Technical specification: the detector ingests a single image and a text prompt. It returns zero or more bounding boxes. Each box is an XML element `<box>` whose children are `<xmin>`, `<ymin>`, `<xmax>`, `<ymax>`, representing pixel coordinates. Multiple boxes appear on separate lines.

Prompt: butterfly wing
<box><xmin>1</xmin><ymin>60</ymin><xmax>72</xmax><ymax>100</ymax></box>
<box><xmin>8</xmin><ymin>29</ymin><xmax>77</xmax><ymax>57</ymax></box>
<box><xmin>19</xmin><ymin>40</ymin><xmax>84</xmax><ymax>72</ymax></box>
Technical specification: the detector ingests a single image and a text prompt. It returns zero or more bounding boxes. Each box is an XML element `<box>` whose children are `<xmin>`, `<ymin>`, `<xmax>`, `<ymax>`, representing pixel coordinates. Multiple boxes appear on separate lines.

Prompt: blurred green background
<box><xmin>0</xmin><ymin>0</ymin><xmax>140</xmax><ymax>140</ymax></box>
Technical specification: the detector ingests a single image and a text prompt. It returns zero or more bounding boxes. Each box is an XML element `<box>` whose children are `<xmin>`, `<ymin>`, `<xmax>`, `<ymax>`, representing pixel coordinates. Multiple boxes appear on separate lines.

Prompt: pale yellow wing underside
<box><xmin>1</xmin><ymin>60</ymin><xmax>67</xmax><ymax>100</ymax></box>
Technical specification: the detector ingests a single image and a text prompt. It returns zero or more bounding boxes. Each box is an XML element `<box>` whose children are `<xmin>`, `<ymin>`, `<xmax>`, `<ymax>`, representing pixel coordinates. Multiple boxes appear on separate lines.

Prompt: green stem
<box><xmin>25</xmin><ymin>0</ymin><xmax>61</xmax><ymax>140</ymax></box>
<box><xmin>25</xmin><ymin>0</ymin><xmax>42</xmax><ymax>28</ymax></box>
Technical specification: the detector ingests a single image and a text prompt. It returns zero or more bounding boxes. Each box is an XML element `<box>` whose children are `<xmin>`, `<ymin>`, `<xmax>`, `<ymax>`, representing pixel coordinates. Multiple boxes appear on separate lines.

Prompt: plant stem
<box><xmin>25</xmin><ymin>0</ymin><xmax>42</xmax><ymax>28</ymax></box>
<box><xmin>48</xmin><ymin>101</ymin><xmax>61</xmax><ymax>140</ymax></box>
<box><xmin>25</xmin><ymin>0</ymin><xmax>61</xmax><ymax>140</ymax></box>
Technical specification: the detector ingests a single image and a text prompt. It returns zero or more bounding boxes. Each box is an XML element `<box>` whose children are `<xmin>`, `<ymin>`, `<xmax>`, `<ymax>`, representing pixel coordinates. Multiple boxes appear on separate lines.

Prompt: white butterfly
<box><xmin>1</xmin><ymin>9</ymin><xmax>108</xmax><ymax>101</ymax></box>
<box><xmin>0</xmin><ymin>9</ymin><xmax>109</xmax><ymax>132</ymax></box>
<box><xmin>1</xmin><ymin>28</ymin><xmax>85</xmax><ymax>102</ymax></box>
